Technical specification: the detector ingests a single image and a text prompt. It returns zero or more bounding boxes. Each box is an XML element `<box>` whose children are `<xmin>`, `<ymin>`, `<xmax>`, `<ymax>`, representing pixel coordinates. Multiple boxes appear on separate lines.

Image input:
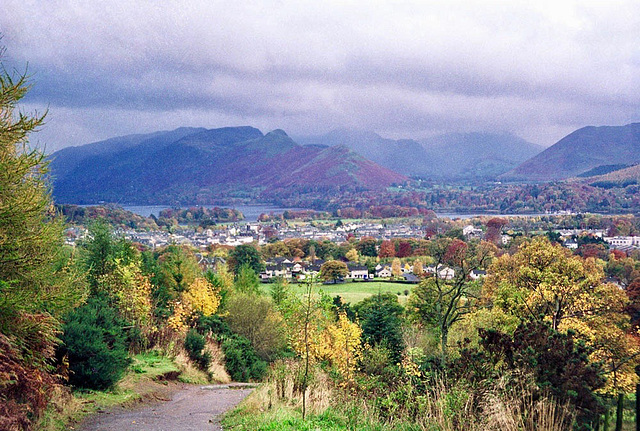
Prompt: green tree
<box><xmin>80</xmin><ymin>220</ymin><xmax>119</xmax><ymax>290</ymax></box>
<box><xmin>228</xmin><ymin>244</ymin><xmax>264</xmax><ymax>275</ymax></box>
<box><xmin>269</xmin><ymin>277</ymin><xmax>290</xmax><ymax>306</ymax></box>
<box><xmin>354</xmin><ymin>293</ymin><xmax>405</xmax><ymax>362</ymax></box>
<box><xmin>357</xmin><ymin>237</ymin><xmax>378</xmax><ymax>257</ymax></box>
<box><xmin>61</xmin><ymin>295</ymin><xmax>131</xmax><ymax>390</ymax></box>
<box><xmin>320</xmin><ymin>260</ymin><xmax>349</xmax><ymax>283</ymax></box>
<box><xmin>153</xmin><ymin>245</ymin><xmax>202</xmax><ymax>318</ymax></box>
<box><xmin>0</xmin><ymin>59</ymin><xmax>85</xmax><ymax>426</ymax></box>
<box><xmin>224</xmin><ymin>293</ymin><xmax>286</xmax><ymax>361</ymax></box>
<box><xmin>234</xmin><ymin>264</ymin><xmax>261</xmax><ymax>295</ymax></box>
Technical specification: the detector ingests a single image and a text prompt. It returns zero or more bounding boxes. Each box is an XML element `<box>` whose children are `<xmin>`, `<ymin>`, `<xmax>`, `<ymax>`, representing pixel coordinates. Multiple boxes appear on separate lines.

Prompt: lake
<box><xmin>121</xmin><ymin>204</ymin><xmax>305</xmax><ymax>222</ymax></box>
<box><xmin>119</xmin><ymin>206</ymin><xmax>551</xmax><ymax>222</ymax></box>
<box><xmin>435</xmin><ymin>212</ymin><xmax>550</xmax><ymax>219</ymax></box>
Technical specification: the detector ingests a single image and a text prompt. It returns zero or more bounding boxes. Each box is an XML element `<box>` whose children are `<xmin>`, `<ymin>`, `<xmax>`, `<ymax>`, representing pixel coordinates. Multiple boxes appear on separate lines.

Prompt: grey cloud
<box><xmin>2</xmin><ymin>0</ymin><xmax>640</xmax><ymax>150</ymax></box>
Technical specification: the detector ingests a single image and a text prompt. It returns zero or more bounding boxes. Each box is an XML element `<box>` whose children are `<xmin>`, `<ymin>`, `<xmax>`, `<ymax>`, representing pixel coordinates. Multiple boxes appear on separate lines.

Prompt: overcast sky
<box><xmin>2</xmin><ymin>0</ymin><xmax>639</xmax><ymax>152</ymax></box>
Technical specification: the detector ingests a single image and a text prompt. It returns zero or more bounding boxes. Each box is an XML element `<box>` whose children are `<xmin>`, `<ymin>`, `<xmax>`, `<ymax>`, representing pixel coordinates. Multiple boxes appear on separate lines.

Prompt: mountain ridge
<box><xmin>297</xmin><ymin>129</ymin><xmax>543</xmax><ymax>179</ymax></box>
<box><xmin>501</xmin><ymin>123</ymin><xmax>640</xmax><ymax>182</ymax></box>
<box><xmin>49</xmin><ymin>126</ymin><xmax>407</xmax><ymax>205</ymax></box>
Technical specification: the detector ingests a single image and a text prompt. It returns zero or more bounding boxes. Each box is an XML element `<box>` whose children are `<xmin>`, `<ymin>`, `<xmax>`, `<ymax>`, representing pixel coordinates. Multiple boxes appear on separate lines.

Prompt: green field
<box><xmin>262</xmin><ymin>280</ymin><xmax>414</xmax><ymax>305</ymax></box>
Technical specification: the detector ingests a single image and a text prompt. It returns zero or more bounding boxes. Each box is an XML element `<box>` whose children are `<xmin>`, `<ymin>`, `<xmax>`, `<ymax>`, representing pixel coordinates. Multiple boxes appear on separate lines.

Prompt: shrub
<box><xmin>60</xmin><ymin>296</ymin><xmax>131</xmax><ymax>390</ymax></box>
<box><xmin>184</xmin><ymin>328</ymin><xmax>211</xmax><ymax>371</ymax></box>
<box><xmin>224</xmin><ymin>293</ymin><xmax>287</xmax><ymax>361</ymax></box>
<box><xmin>0</xmin><ymin>333</ymin><xmax>57</xmax><ymax>431</ymax></box>
<box><xmin>221</xmin><ymin>334</ymin><xmax>267</xmax><ymax>382</ymax></box>
<box><xmin>194</xmin><ymin>313</ymin><xmax>231</xmax><ymax>336</ymax></box>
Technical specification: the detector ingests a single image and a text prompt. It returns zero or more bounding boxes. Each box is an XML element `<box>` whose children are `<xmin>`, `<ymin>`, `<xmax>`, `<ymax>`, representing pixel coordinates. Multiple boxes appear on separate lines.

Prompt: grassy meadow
<box><xmin>261</xmin><ymin>280</ymin><xmax>413</xmax><ymax>305</ymax></box>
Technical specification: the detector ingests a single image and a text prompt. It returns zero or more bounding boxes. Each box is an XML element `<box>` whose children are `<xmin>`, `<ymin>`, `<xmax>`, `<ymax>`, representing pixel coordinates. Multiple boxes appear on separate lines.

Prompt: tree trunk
<box><xmin>636</xmin><ymin>383</ymin><xmax>640</xmax><ymax>431</ymax></box>
<box><xmin>616</xmin><ymin>392</ymin><xmax>624</xmax><ymax>431</ymax></box>
<box><xmin>440</xmin><ymin>326</ymin><xmax>448</xmax><ymax>369</ymax></box>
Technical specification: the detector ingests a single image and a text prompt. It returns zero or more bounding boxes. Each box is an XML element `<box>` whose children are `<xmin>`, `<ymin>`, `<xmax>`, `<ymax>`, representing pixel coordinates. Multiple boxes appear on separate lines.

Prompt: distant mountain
<box><xmin>501</xmin><ymin>123</ymin><xmax>640</xmax><ymax>182</ymax></box>
<box><xmin>297</xmin><ymin>129</ymin><xmax>541</xmax><ymax>179</ymax></box>
<box><xmin>49</xmin><ymin>127</ymin><xmax>407</xmax><ymax>204</ymax></box>
<box><xmin>420</xmin><ymin>133</ymin><xmax>544</xmax><ymax>179</ymax></box>
<box><xmin>297</xmin><ymin>129</ymin><xmax>432</xmax><ymax>176</ymax></box>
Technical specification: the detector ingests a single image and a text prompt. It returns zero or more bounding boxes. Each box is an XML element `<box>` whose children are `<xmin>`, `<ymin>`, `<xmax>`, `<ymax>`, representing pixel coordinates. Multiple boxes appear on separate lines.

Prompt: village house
<box><xmin>604</xmin><ymin>236</ymin><xmax>640</xmax><ymax>251</ymax></box>
<box><xmin>346</xmin><ymin>263</ymin><xmax>370</xmax><ymax>279</ymax></box>
<box><xmin>469</xmin><ymin>269</ymin><xmax>486</xmax><ymax>280</ymax></box>
<box><xmin>463</xmin><ymin>225</ymin><xmax>483</xmax><ymax>239</ymax></box>
<box><xmin>425</xmin><ymin>265</ymin><xmax>455</xmax><ymax>280</ymax></box>
<box><xmin>376</xmin><ymin>266</ymin><xmax>392</xmax><ymax>278</ymax></box>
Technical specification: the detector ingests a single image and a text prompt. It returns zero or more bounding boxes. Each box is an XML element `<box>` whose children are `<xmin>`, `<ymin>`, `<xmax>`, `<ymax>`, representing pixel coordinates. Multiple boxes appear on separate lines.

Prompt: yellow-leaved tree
<box><xmin>98</xmin><ymin>259</ymin><xmax>152</xmax><ymax>328</ymax></box>
<box><xmin>391</xmin><ymin>258</ymin><xmax>402</xmax><ymax>278</ymax></box>
<box><xmin>168</xmin><ymin>277</ymin><xmax>220</xmax><ymax>331</ymax></box>
<box><xmin>325</xmin><ymin>312</ymin><xmax>362</xmax><ymax>379</ymax></box>
<box><xmin>484</xmin><ymin>236</ymin><xmax>639</xmax><ymax>394</ymax></box>
<box><xmin>345</xmin><ymin>248</ymin><xmax>359</xmax><ymax>262</ymax></box>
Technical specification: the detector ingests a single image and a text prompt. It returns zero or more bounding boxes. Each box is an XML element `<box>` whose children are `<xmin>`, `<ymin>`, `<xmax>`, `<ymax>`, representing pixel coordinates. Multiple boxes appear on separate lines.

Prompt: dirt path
<box><xmin>77</xmin><ymin>384</ymin><xmax>254</xmax><ymax>431</ymax></box>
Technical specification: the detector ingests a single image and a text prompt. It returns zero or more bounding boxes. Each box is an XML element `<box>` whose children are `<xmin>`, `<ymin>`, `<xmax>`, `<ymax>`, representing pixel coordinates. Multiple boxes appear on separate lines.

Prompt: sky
<box><xmin>1</xmin><ymin>0</ymin><xmax>639</xmax><ymax>152</ymax></box>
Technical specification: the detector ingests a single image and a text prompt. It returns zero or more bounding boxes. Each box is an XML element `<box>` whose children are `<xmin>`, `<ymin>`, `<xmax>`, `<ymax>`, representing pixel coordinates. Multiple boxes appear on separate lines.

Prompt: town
<box><xmin>62</xmin><ymin>209</ymin><xmax>640</xmax><ymax>287</ymax></box>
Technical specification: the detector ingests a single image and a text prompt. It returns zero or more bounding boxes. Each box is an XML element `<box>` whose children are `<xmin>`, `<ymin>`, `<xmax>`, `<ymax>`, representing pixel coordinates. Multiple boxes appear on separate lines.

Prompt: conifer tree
<box><xmin>0</xmin><ymin>50</ymin><xmax>85</xmax><ymax>427</ymax></box>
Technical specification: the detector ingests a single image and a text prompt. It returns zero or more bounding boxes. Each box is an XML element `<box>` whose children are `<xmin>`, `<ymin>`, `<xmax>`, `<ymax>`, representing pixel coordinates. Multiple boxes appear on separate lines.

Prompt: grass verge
<box><xmin>35</xmin><ymin>350</ymin><xmax>211</xmax><ymax>431</ymax></box>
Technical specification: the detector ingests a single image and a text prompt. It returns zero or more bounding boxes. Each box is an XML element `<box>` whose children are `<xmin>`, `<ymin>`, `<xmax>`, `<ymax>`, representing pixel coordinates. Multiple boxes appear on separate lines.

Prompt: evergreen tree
<box><xmin>0</xmin><ymin>55</ymin><xmax>85</xmax><ymax>427</ymax></box>
<box><xmin>61</xmin><ymin>295</ymin><xmax>130</xmax><ymax>390</ymax></box>
<box><xmin>228</xmin><ymin>244</ymin><xmax>264</xmax><ymax>275</ymax></box>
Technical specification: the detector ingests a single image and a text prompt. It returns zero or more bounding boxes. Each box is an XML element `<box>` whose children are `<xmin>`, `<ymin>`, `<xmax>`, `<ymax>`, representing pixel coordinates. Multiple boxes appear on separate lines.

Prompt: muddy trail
<box><xmin>77</xmin><ymin>384</ymin><xmax>254</xmax><ymax>431</ymax></box>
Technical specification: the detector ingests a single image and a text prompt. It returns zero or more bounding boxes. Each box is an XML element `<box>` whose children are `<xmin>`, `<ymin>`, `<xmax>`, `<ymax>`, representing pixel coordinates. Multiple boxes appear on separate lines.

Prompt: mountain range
<box><xmin>297</xmin><ymin>129</ymin><xmax>543</xmax><ymax>179</ymax></box>
<box><xmin>501</xmin><ymin>123</ymin><xmax>640</xmax><ymax>181</ymax></box>
<box><xmin>49</xmin><ymin>122</ymin><xmax>640</xmax><ymax>205</ymax></box>
<box><xmin>49</xmin><ymin>127</ymin><xmax>407</xmax><ymax>204</ymax></box>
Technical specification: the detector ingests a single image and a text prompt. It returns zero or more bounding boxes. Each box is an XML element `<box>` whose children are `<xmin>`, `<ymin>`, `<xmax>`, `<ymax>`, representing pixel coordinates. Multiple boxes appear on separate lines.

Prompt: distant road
<box><xmin>78</xmin><ymin>384</ymin><xmax>254</xmax><ymax>431</ymax></box>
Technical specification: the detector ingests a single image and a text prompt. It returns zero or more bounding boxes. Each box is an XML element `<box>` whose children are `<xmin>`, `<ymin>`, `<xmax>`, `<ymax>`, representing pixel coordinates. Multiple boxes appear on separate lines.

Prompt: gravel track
<box><xmin>78</xmin><ymin>384</ymin><xmax>254</xmax><ymax>431</ymax></box>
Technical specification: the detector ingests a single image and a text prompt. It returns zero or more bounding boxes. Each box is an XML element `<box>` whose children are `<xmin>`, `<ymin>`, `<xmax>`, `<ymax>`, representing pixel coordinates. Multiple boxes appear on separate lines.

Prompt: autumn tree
<box><xmin>485</xmin><ymin>217</ymin><xmax>507</xmax><ymax>244</ymax></box>
<box><xmin>325</xmin><ymin>312</ymin><xmax>362</xmax><ymax>379</ymax></box>
<box><xmin>167</xmin><ymin>277</ymin><xmax>220</xmax><ymax>331</ymax></box>
<box><xmin>409</xmin><ymin>238</ymin><xmax>495</xmax><ymax>366</ymax></box>
<box><xmin>97</xmin><ymin>258</ymin><xmax>153</xmax><ymax>329</ymax></box>
<box><xmin>396</xmin><ymin>240</ymin><xmax>412</xmax><ymax>258</ymax></box>
<box><xmin>320</xmin><ymin>260</ymin><xmax>349</xmax><ymax>283</ymax></box>
<box><xmin>345</xmin><ymin>248</ymin><xmax>359</xmax><ymax>262</ymax></box>
<box><xmin>413</xmin><ymin>259</ymin><xmax>424</xmax><ymax>277</ymax></box>
<box><xmin>378</xmin><ymin>240</ymin><xmax>395</xmax><ymax>258</ymax></box>
<box><xmin>484</xmin><ymin>237</ymin><xmax>621</xmax><ymax>331</ymax></box>
<box><xmin>484</xmin><ymin>237</ymin><xmax>639</xmax><ymax>398</ymax></box>
<box><xmin>391</xmin><ymin>258</ymin><xmax>402</xmax><ymax>278</ymax></box>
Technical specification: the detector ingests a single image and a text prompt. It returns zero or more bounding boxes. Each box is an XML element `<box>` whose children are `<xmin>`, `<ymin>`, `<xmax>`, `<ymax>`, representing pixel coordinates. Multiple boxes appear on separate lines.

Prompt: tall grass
<box><xmin>223</xmin><ymin>360</ymin><xmax>577</xmax><ymax>431</ymax></box>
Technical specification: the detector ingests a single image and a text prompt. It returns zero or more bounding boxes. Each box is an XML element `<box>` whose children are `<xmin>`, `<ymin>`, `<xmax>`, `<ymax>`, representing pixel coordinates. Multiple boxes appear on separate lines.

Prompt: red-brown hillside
<box><xmin>50</xmin><ymin>127</ymin><xmax>407</xmax><ymax>204</ymax></box>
